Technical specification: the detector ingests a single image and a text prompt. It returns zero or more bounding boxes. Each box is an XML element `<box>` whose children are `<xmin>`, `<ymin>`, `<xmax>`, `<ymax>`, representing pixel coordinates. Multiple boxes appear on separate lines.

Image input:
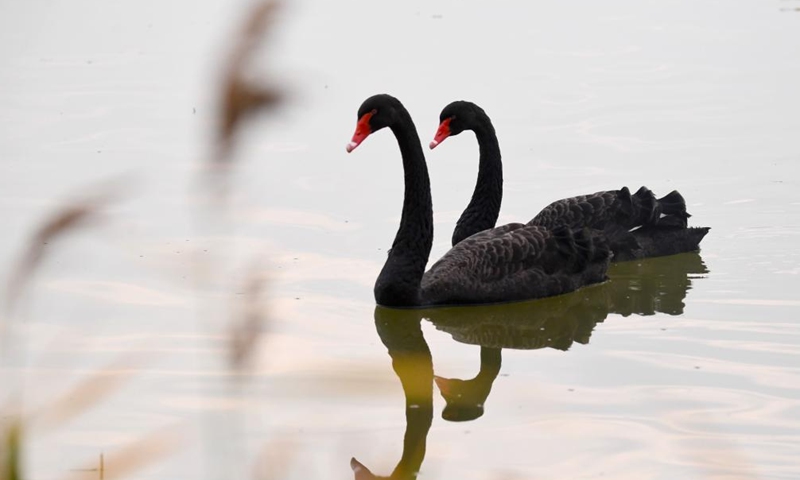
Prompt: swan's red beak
<box><xmin>346</xmin><ymin>112</ymin><xmax>374</xmax><ymax>153</ymax></box>
<box><xmin>429</xmin><ymin>118</ymin><xmax>452</xmax><ymax>149</ymax></box>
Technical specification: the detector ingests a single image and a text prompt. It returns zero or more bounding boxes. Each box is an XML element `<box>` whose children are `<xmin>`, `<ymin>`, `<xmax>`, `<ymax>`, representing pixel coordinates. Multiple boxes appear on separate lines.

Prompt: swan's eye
<box><xmin>371</xmin><ymin>109</ymin><xmax>378</xmax><ymax>116</ymax></box>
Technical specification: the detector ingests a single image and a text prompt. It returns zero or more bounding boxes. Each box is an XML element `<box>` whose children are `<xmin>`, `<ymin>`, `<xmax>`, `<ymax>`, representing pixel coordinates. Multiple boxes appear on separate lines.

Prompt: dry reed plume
<box><xmin>3</xmin><ymin>188</ymin><xmax>116</xmax><ymax>323</ymax></box>
<box><xmin>0</xmin><ymin>187</ymin><xmax>129</xmax><ymax>480</ymax></box>
<box><xmin>1</xmin><ymin>0</ymin><xmax>757</xmax><ymax>478</ymax></box>
<box><xmin>1</xmin><ymin>0</ymin><xmax>285</xmax><ymax>478</ymax></box>
<box><xmin>213</xmin><ymin>0</ymin><xmax>285</xmax><ymax>175</ymax></box>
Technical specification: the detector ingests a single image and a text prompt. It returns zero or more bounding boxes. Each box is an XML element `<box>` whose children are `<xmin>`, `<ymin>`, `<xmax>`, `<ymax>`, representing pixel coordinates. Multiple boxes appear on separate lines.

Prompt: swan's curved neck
<box><xmin>452</xmin><ymin>117</ymin><xmax>502</xmax><ymax>246</ymax></box>
<box><xmin>374</xmin><ymin>112</ymin><xmax>434</xmax><ymax>307</ymax></box>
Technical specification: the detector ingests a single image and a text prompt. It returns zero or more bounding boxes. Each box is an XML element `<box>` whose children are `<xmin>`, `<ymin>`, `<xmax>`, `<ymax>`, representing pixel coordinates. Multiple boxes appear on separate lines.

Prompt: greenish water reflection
<box><xmin>352</xmin><ymin>253</ymin><xmax>707</xmax><ymax>480</ymax></box>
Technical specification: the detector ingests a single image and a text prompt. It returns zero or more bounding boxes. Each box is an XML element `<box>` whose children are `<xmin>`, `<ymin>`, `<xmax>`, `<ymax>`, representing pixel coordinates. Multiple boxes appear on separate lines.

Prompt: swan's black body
<box><xmin>420</xmin><ymin>223</ymin><xmax>609</xmax><ymax>305</ymax></box>
<box><xmin>348</xmin><ymin>95</ymin><xmax>610</xmax><ymax>308</ymax></box>
<box><xmin>433</xmin><ymin>101</ymin><xmax>709</xmax><ymax>261</ymax></box>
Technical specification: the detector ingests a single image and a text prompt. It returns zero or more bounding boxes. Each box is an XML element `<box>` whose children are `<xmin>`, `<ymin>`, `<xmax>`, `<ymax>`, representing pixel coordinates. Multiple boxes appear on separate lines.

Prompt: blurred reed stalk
<box><xmin>195</xmin><ymin>1</ymin><xmax>286</xmax><ymax>479</ymax></box>
<box><xmin>207</xmin><ymin>0</ymin><xmax>285</xmax><ymax>201</ymax></box>
<box><xmin>2</xmin><ymin>190</ymin><xmax>114</xmax><ymax>347</ymax></box>
<box><xmin>1</xmin><ymin>190</ymin><xmax>114</xmax><ymax>480</ymax></box>
<box><xmin>2</xmin><ymin>0</ymin><xmax>288</xmax><ymax>478</ymax></box>
<box><xmin>1</xmin><ymin>186</ymin><xmax>180</xmax><ymax>480</ymax></box>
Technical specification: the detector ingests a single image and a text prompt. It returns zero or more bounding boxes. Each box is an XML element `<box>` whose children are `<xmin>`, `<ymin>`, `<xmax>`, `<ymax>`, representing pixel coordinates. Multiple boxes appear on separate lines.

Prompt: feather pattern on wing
<box><xmin>421</xmin><ymin>224</ymin><xmax>610</xmax><ymax>306</ymax></box>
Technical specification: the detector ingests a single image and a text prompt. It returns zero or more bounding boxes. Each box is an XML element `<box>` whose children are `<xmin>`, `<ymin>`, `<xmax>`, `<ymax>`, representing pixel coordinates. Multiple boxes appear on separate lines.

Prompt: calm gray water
<box><xmin>1</xmin><ymin>0</ymin><xmax>799</xmax><ymax>479</ymax></box>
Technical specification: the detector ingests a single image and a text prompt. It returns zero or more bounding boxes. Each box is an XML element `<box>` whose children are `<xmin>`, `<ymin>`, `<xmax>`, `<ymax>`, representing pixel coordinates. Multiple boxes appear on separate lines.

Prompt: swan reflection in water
<box><xmin>351</xmin><ymin>252</ymin><xmax>708</xmax><ymax>480</ymax></box>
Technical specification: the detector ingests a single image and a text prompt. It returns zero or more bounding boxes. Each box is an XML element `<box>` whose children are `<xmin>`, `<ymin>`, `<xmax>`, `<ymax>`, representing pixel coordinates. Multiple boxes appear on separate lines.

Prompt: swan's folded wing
<box><xmin>421</xmin><ymin>224</ymin><xmax>610</xmax><ymax>305</ymax></box>
<box><xmin>528</xmin><ymin>189</ymin><xmax>624</xmax><ymax>230</ymax></box>
<box><xmin>423</xmin><ymin>223</ymin><xmax>554</xmax><ymax>285</ymax></box>
<box><xmin>454</xmin><ymin>222</ymin><xmax>528</xmax><ymax>244</ymax></box>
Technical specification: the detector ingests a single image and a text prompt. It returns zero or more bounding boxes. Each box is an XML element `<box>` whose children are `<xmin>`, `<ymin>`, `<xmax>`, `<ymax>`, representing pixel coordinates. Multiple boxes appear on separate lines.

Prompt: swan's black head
<box><xmin>429</xmin><ymin>101</ymin><xmax>489</xmax><ymax>149</ymax></box>
<box><xmin>346</xmin><ymin>94</ymin><xmax>407</xmax><ymax>153</ymax></box>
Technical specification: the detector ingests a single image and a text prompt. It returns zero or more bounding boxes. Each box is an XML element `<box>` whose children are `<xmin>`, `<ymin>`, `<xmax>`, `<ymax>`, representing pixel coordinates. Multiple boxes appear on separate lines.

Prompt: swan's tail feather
<box><xmin>657</xmin><ymin>190</ymin><xmax>688</xmax><ymax>216</ymax></box>
<box><xmin>655</xmin><ymin>190</ymin><xmax>690</xmax><ymax>228</ymax></box>
<box><xmin>617</xmin><ymin>186</ymin><xmax>634</xmax><ymax>218</ymax></box>
<box><xmin>625</xmin><ymin>186</ymin><xmax>691</xmax><ymax>228</ymax></box>
<box><xmin>630</xmin><ymin>186</ymin><xmax>659</xmax><ymax>225</ymax></box>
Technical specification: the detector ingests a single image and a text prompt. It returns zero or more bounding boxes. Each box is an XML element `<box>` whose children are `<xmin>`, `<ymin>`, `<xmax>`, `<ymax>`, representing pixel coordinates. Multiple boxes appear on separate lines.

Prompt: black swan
<box><xmin>429</xmin><ymin>101</ymin><xmax>710</xmax><ymax>261</ymax></box>
<box><xmin>346</xmin><ymin>94</ymin><xmax>611</xmax><ymax>307</ymax></box>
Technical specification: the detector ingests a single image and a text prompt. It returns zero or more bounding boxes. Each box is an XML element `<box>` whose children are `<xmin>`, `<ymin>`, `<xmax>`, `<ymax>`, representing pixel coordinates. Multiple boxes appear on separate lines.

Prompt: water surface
<box><xmin>1</xmin><ymin>0</ymin><xmax>799</xmax><ymax>479</ymax></box>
